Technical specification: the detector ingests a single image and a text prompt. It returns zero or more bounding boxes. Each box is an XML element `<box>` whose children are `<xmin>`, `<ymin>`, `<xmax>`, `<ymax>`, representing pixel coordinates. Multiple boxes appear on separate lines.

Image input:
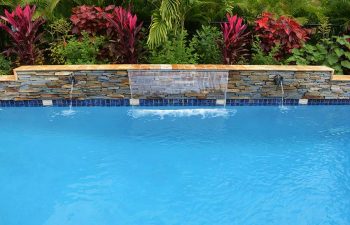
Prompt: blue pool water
<box><xmin>0</xmin><ymin>106</ymin><xmax>350</xmax><ymax>225</ymax></box>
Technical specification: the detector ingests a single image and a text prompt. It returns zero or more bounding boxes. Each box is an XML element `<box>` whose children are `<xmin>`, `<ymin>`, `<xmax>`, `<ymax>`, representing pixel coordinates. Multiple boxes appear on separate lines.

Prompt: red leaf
<box><xmin>0</xmin><ymin>4</ymin><xmax>45</xmax><ymax>65</ymax></box>
<box><xmin>221</xmin><ymin>14</ymin><xmax>250</xmax><ymax>64</ymax></box>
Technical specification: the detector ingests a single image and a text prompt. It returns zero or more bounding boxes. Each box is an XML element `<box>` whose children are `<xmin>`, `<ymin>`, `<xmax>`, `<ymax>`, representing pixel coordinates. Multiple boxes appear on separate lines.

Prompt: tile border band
<box><xmin>0</xmin><ymin>99</ymin><xmax>349</xmax><ymax>107</ymax></box>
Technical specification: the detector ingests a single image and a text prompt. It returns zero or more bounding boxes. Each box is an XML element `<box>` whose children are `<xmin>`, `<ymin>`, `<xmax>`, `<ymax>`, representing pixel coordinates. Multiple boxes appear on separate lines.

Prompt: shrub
<box><xmin>255</xmin><ymin>12</ymin><xmax>309</xmax><ymax>59</ymax></box>
<box><xmin>221</xmin><ymin>14</ymin><xmax>250</xmax><ymax>65</ymax></box>
<box><xmin>70</xmin><ymin>5</ymin><xmax>143</xmax><ymax>64</ymax></box>
<box><xmin>149</xmin><ymin>31</ymin><xmax>198</xmax><ymax>64</ymax></box>
<box><xmin>251</xmin><ymin>37</ymin><xmax>280</xmax><ymax>65</ymax></box>
<box><xmin>190</xmin><ymin>25</ymin><xmax>222</xmax><ymax>64</ymax></box>
<box><xmin>0</xmin><ymin>5</ymin><xmax>45</xmax><ymax>65</ymax></box>
<box><xmin>287</xmin><ymin>36</ymin><xmax>350</xmax><ymax>74</ymax></box>
<box><xmin>53</xmin><ymin>32</ymin><xmax>104</xmax><ymax>65</ymax></box>
<box><xmin>0</xmin><ymin>54</ymin><xmax>11</xmax><ymax>75</ymax></box>
<box><xmin>70</xmin><ymin>5</ymin><xmax>115</xmax><ymax>36</ymax></box>
<box><xmin>104</xmin><ymin>6</ymin><xmax>143</xmax><ymax>64</ymax></box>
<box><xmin>48</xmin><ymin>19</ymin><xmax>73</xmax><ymax>64</ymax></box>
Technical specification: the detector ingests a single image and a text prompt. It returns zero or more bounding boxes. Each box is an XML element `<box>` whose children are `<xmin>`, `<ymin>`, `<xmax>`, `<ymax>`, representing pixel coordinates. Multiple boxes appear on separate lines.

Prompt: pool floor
<box><xmin>0</xmin><ymin>106</ymin><xmax>349</xmax><ymax>225</ymax></box>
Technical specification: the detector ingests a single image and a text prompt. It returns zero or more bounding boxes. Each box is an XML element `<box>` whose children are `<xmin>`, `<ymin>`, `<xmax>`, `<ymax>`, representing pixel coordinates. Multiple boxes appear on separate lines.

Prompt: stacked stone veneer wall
<box><xmin>0</xmin><ymin>67</ymin><xmax>349</xmax><ymax>100</ymax></box>
<box><xmin>0</xmin><ymin>70</ymin><xmax>130</xmax><ymax>100</ymax></box>
<box><xmin>228</xmin><ymin>71</ymin><xmax>350</xmax><ymax>99</ymax></box>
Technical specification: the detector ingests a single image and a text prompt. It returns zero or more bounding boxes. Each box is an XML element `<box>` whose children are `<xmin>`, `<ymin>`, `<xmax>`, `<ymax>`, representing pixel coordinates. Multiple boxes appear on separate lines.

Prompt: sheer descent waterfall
<box><xmin>128</xmin><ymin>70</ymin><xmax>229</xmax><ymax>105</ymax></box>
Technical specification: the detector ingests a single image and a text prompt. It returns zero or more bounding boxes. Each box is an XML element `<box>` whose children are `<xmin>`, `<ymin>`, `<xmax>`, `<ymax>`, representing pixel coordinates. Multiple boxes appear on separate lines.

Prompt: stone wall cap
<box><xmin>332</xmin><ymin>75</ymin><xmax>350</xmax><ymax>81</ymax></box>
<box><xmin>0</xmin><ymin>75</ymin><xmax>17</xmax><ymax>81</ymax></box>
<box><xmin>14</xmin><ymin>64</ymin><xmax>335</xmax><ymax>73</ymax></box>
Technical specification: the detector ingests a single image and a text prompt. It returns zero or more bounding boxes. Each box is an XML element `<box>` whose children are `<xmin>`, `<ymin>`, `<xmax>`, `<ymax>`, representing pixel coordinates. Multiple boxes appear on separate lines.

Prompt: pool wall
<box><xmin>0</xmin><ymin>65</ymin><xmax>349</xmax><ymax>106</ymax></box>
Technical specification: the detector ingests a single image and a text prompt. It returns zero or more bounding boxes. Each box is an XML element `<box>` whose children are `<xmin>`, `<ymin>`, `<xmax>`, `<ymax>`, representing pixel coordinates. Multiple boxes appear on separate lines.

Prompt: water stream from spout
<box><xmin>279</xmin><ymin>81</ymin><xmax>289</xmax><ymax>112</ymax></box>
<box><xmin>280</xmin><ymin>82</ymin><xmax>284</xmax><ymax>108</ymax></box>
<box><xmin>61</xmin><ymin>78</ymin><xmax>76</xmax><ymax>116</ymax></box>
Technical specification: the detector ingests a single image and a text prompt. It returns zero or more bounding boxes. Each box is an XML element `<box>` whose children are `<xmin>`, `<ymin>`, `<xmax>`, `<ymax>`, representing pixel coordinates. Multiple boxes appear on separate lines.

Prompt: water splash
<box><xmin>128</xmin><ymin>108</ymin><xmax>237</xmax><ymax>119</ymax></box>
<box><xmin>61</xmin><ymin>109</ymin><xmax>77</xmax><ymax>116</ymax></box>
<box><xmin>278</xmin><ymin>81</ymin><xmax>290</xmax><ymax>112</ymax></box>
<box><xmin>61</xmin><ymin>77</ymin><xmax>76</xmax><ymax>116</ymax></box>
<box><xmin>51</xmin><ymin>108</ymin><xmax>78</xmax><ymax>118</ymax></box>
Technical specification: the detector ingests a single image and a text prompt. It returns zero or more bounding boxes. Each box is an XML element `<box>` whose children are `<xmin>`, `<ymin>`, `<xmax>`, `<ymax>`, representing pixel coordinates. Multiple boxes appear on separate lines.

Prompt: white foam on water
<box><xmin>129</xmin><ymin>108</ymin><xmax>237</xmax><ymax>119</ymax></box>
<box><xmin>61</xmin><ymin>109</ymin><xmax>77</xmax><ymax>116</ymax></box>
<box><xmin>279</xmin><ymin>105</ymin><xmax>290</xmax><ymax>113</ymax></box>
<box><xmin>51</xmin><ymin>109</ymin><xmax>77</xmax><ymax>118</ymax></box>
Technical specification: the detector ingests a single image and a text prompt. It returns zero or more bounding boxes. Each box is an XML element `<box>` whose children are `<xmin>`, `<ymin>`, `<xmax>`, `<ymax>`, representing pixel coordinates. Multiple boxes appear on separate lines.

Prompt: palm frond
<box><xmin>147</xmin><ymin>11</ymin><xmax>169</xmax><ymax>48</ymax></box>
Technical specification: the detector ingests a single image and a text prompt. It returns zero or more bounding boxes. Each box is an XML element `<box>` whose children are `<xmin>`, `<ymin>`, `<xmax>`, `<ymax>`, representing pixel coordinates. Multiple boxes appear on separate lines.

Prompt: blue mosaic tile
<box><xmin>139</xmin><ymin>99</ymin><xmax>216</xmax><ymax>106</ymax></box>
<box><xmin>308</xmin><ymin>99</ymin><xmax>350</xmax><ymax>105</ymax></box>
<box><xmin>0</xmin><ymin>99</ymin><xmax>349</xmax><ymax>107</ymax></box>
<box><xmin>51</xmin><ymin>99</ymin><xmax>130</xmax><ymax>107</ymax></box>
<box><xmin>0</xmin><ymin>100</ymin><xmax>43</xmax><ymax>107</ymax></box>
<box><xmin>226</xmin><ymin>99</ymin><xmax>300</xmax><ymax>106</ymax></box>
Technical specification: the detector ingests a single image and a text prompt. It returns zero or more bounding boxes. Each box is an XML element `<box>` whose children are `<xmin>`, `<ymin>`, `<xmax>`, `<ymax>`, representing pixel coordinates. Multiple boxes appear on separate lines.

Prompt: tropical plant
<box><xmin>190</xmin><ymin>25</ymin><xmax>222</xmax><ymax>64</ymax></box>
<box><xmin>147</xmin><ymin>0</ymin><xmax>233</xmax><ymax>48</ymax></box>
<box><xmin>287</xmin><ymin>35</ymin><xmax>350</xmax><ymax>74</ymax></box>
<box><xmin>321</xmin><ymin>0</ymin><xmax>350</xmax><ymax>32</ymax></box>
<box><xmin>48</xmin><ymin>18</ymin><xmax>72</xmax><ymax>41</ymax></box>
<box><xmin>251</xmin><ymin>37</ymin><xmax>280</xmax><ymax>65</ymax></box>
<box><xmin>192</xmin><ymin>25</ymin><xmax>222</xmax><ymax>64</ymax></box>
<box><xmin>317</xmin><ymin>16</ymin><xmax>332</xmax><ymax>40</ymax></box>
<box><xmin>0</xmin><ymin>0</ymin><xmax>121</xmax><ymax>19</ymax></box>
<box><xmin>0</xmin><ymin>5</ymin><xmax>45</xmax><ymax>65</ymax></box>
<box><xmin>149</xmin><ymin>31</ymin><xmax>198</xmax><ymax>64</ymax></box>
<box><xmin>0</xmin><ymin>0</ymin><xmax>59</xmax><ymax>19</ymax></box>
<box><xmin>52</xmin><ymin>32</ymin><xmax>104</xmax><ymax>65</ymax></box>
<box><xmin>70</xmin><ymin>5</ymin><xmax>114</xmax><ymax>36</ymax></box>
<box><xmin>104</xmin><ymin>6</ymin><xmax>143</xmax><ymax>64</ymax></box>
<box><xmin>221</xmin><ymin>14</ymin><xmax>250</xmax><ymax>65</ymax></box>
<box><xmin>230</xmin><ymin>0</ymin><xmax>323</xmax><ymax>24</ymax></box>
<box><xmin>255</xmin><ymin>12</ymin><xmax>309</xmax><ymax>59</ymax></box>
<box><xmin>48</xmin><ymin>19</ymin><xmax>72</xmax><ymax>64</ymax></box>
<box><xmin>0</xmin><ymin>53</ymin><xmax>11</xmax><ymax>74</ymax></box>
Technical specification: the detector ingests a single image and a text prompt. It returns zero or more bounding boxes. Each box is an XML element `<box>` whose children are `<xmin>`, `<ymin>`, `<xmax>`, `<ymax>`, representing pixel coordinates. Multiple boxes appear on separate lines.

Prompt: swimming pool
<box><xmin>0</xmin><ymin>106</ymin><xmax>349</xmax><ymax>225</ymax></box>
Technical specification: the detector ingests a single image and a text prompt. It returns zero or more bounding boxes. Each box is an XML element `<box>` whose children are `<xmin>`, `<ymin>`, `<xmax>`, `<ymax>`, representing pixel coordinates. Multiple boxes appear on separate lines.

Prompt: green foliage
<box><xmin>317</xmin><ymin>17</ymin><xmax>332</xmax><ymax>40</ymax></box>
<box><xmin>149</xmin><ymin>31</ymin><xmax>198</xmax><ymax>64</ymax></box>
<box><xmin>287</xmin><ymin>36</ymin><xmax>350</xmax><ymax>74</ymax></box>
<box><xmin>51</xmin><ymin>32</ymin><xmax>104</xmax><ymax>65</ymax></box>
<box><xmin>48</xmin><ymin>19</ymin><xmax>73</xmax><ymax>64</ymax></box>
<box><xmin>1</xmin><ymin>0</ymin><xmax>349</xmax><ymax>69</ymax></box>
<box><xmin>0</xmin><ymin>0</ymin><xmax>63</xmax><ymax>20</ymax></box>
<box><xmin>251</xmin><ymin>38</ymin><xmax>280</xmax><ymax>65</ymax></box>
<box><xmin>0</xmin><ymin>54</ymin><xmax>11</xmax><ymax>75</ymax></box>
<box><xmin>147</xmin><ymin>0</ymin><xmax>233</xmax><ymax>48</ymax></box>
<box><xmin>321</xmin><ymin>0</ymin><xmax>350</xmax><ymax>32</ymax></box>
<box><xmin>48</xmin><ymin>18</ymin><xmax>71</xmax><ymax>41</ymax></box>
<box><xmin>190</xmin><ymin>25</ymin><xmax>222</xmax><ymax>64</ymax></box>
<box><xmin>231</xmin><ymin>0</ymin><xmax>323</xmax><ymax>24</ymax></box>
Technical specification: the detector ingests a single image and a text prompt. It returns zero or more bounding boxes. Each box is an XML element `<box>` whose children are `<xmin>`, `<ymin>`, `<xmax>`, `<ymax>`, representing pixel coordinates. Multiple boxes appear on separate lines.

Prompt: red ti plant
<box><xmin>221</xmin><ymin>14</ymin><xmax>250</xmax><ymax>64</ymax></box>
<box><xmin>255</xmin><ymin>12</ymin><xmax>309</xmax><ymax>59</ymax></box>
<box><xmin>104</xmin><ymin>6</ymin><xmax>143</xmax><ymax>64</ymax></box>
<box><xmin>0</xmin><ymin>5</ymin><xmax>45</xmax><ymax>65</ymax></box>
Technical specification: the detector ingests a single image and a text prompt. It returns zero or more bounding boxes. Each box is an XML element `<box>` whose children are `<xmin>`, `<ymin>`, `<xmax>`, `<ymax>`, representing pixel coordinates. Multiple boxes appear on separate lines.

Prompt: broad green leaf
<box><xmin>327</xmin><ymin>54</ymin><xmax>338</xmax><ymax>65</ymax></box>
<box><xmin>345</xmin><ymin>51</ymin><xmax>350</xmax><ymax>59</ymax></box>
<box><xmin>341</xmin><ymin>60</ymin><xmax>350</xmax><ymax>69</ymax></box>
<box><xmin>335</xmin><ymin>48</ymin><xmax>345</xmax><ymax>57</ymax></box>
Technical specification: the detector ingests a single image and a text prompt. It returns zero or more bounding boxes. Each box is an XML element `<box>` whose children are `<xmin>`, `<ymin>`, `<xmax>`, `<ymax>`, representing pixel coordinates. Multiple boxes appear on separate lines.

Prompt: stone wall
<box><xmin>227</xmin><ymin>70</ymin><xmax>349</xmax><ymax>99</ymax></box>
<box><xmin>0</xmin><ymin>70</ymin><xmax>130</xmax><ymax>100</ymax></box>
<box><xmin>0</xmin><ymin>65</ymin><xmax>349</xmax><ymax>101</ymax></box>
